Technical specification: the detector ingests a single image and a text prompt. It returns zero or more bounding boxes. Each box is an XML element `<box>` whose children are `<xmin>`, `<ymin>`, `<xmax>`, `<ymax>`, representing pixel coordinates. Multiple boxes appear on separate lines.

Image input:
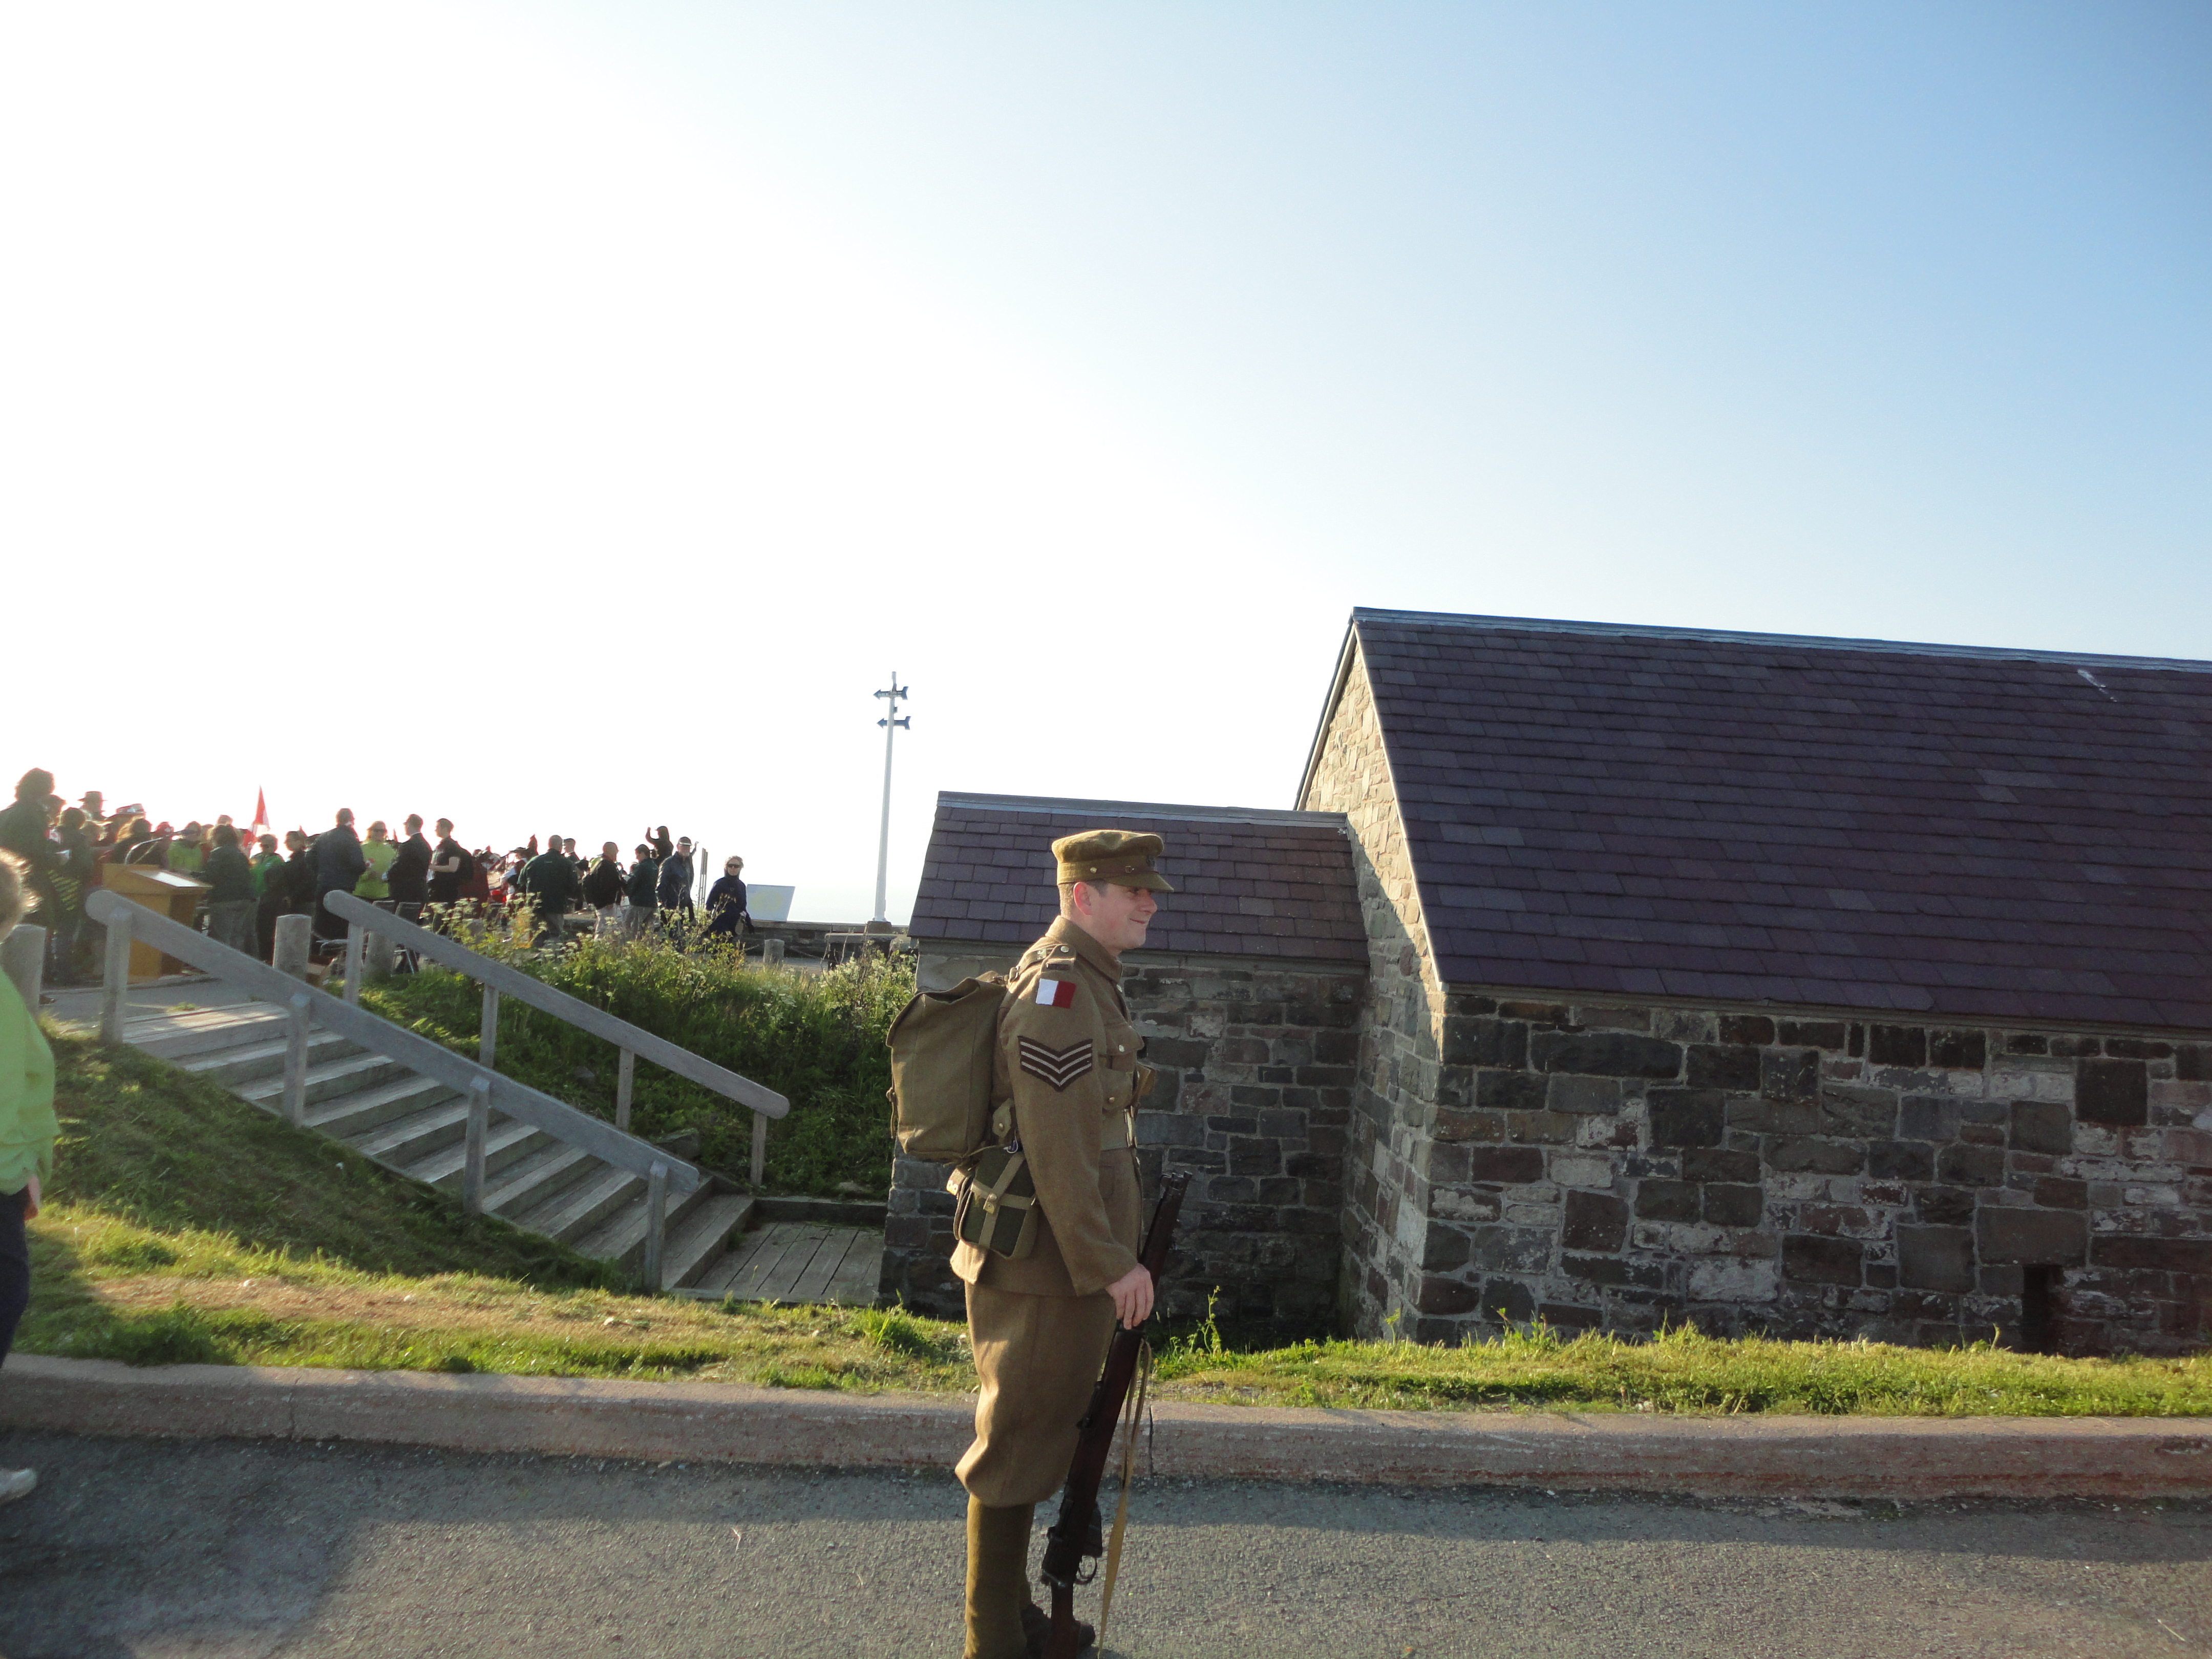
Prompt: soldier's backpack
<box><xmin>885</xmin><ymin>973</ymin><xmax>1011</xmax><ymax>1163</ymax></box>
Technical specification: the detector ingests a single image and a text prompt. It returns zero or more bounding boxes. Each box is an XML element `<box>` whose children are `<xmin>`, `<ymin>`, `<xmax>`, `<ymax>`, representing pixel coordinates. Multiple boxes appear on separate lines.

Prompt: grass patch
<box><xmin>24</xmin><ymin>1028</ymin><xmax>2210</xmax><ymax>1412</ymax></box>
<box><xmin>359</xmin><ymin>914</ymin><xmax>907</xmax><ymax>1197</ymax></box>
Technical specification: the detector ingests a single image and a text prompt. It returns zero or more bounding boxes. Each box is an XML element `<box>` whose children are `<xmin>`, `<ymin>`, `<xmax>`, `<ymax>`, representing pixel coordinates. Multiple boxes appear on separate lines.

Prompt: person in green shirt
<box><xmin>354</xmin><ymin>820</ymin><xmax>399</xmax><ymax>901</ymax></box>
<box><xmin>249</xmin><ymin>834</ymin><xmax>285</xmax><ymax>899</ymax></box>
<box><xmin>165</xmin><ymin>822</ymin><xmax>206</xmax><ymax>875</ymax></box>
<box><xmin>0</xmin><ymin>849</ymin><xmax>57</xmax><ymax>1507</ymax></box>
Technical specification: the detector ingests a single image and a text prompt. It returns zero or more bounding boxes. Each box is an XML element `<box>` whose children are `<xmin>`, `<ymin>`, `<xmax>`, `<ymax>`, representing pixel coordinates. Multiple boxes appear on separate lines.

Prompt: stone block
<box><xmin>1146</xmin><ymin>1037</ymin><xmax>1211</xmax><ymax>1068</ymax></box>
<box><xmin>1466</xmin><ymin>1145</ymin><xmax>1545</xmax><ymax>1184</ymax></box>
<box><xmin>1528</xmin><ymin>1031</ymin><xmax>1685</xmax><ymax>1079</ymax></box>
<box><xmin>1761</xmin><ymin>1048</ymin><xmax>1822</xmax><ymax>1104</ymax></box>
<box><xmin>1433</xmin><ymin>1108</ymin><xmax>1506</xmax><ymax>1143</ymax></box>
<box><xmin>1819</xmin><ymin>1085</ymin><xmax>1898</xmax><ymax>1137</ymax></box>
<box><xmin>1647</xmin><ymin>1089</ymin><xmax>1726</xmax><ymax>1147</ymax></box>
<box><xmin>1783</xmin><ymin>1234</ymin><xmax>1864</xmax><ymax>1287</ymax></box>
<box><xmin>1977</xmin><ymin>1207</ymin><xmax>2088</xmax><ymax>1265</ymax></box>
<box><xmin>1476</xmin><ymin>1071</ymin><xmax>1549</xmax><ymax>1111</ymax></box>
<box><xmin>1778</xmin><ymin>1019</ymin><xmax>1849</xmax><ymax>1049</ymax></box>
<box><xmin>1547</xmin><ymin>1075</ymin><xmax>1622</xmax><ymax>1114</ymax></box>
<box><xmin>2009</xmin><ymin>1101</ymin><xmax>2072</xmax><ymax>1156</ymax></box>
<box><xmin>2103</xmin><ymin>1038</ymin><xmax>2173</xmax><ymax>1060</ymax></box>
<box><xmin>1504</xmin><ymin>1110</ymin><xmax>1580</xmax><ymax>1144</ymax></box>
<box><xmin>1634</xmin><ymin>1179</ymin><xmax>1700</xmax><ymax>1221</ymax></box>
<box><xmin>1548</xmin><ymin>1153</ymin><xmax>1615</xmax><ymax>1190</ymax></box>
<box><xmin>1928</xmin><ymin>1029</ymin><xmax>1989</xmax><ymax>1070</ymax></box>
<box><xmin>1682</xmin><ymin>1147</ymin><xmax>1761</xmax><ymax>1183</ymax></box>
<box><xmin>1686</xmin><ymin>1257</ymin><xmax>1780</xmax><ymax>1303</ymax></box>
<box><xmin>1938</xmin><ymin>1144</ymin><xmax>2005</xmax><ymax>1187</ymax></box>
<box><xmin>1686</xmin><ymin>1044</ymin><xmax>1762</xmax><ymax>1091</ymax></box>
<box><xmin>1561</xmin><ymin>1190</ymin><xmax>1628</xmax><ymax>1252</ymax></box>
<box><xmin>1867</xmin><ymin>1140</ymin><xmax>1935</xmax><ymax>1181</ymax></box>
<box><xmin>2077</xmin><ymin>1058</ymin><xmax>2148</xmax><ymax>1126</ymax></box>
<box><xmin>2177</xmin><ymin>1044</ymin><xmax>2212</xmax><ymax>1083</ymax></box>
<box><xmin>1471</xmin><ymin>1226</ymin><xmax>1554</xmax><ymax>1271</ymax></box>
<box><xmin>1562</xmin><ymin>1252</ymin><xmax>1666</xmax><ymax>1288</ymax></box>
<box><xmin>2092</xmin><ymin>1235</ymin><xmax>2212</xmax><ymax>1274</ymax></box>
<box><xmin>1479</xmin><ymin>1278</ymin><xmax>1538</xmax><ymax>1323</ymax></box>
<box><xmin>1421</xmin><ymin>1226</ymin><xmax>1472</xmax><ymax>1272</ymax></box>
<box><xmin>1719</xmin><ymin>1015</ymin><xmax>1777</xmax><ymax>1046</ymax></box>
<box><xmin>2032</xmin><ymin>1176</ymin><xmax>2088</xmax><ymax>1210</ymax></box>
<box><xmin>1868</xmin><ymin>1026</ymin><xmax>1928</xmax><ymax>1067</ymax></box>
<box><xmin>1702</xmin><ymin>1184</ymin><xmax>1764</xmax><ymax>1228</ymax></box>
<box><xmin>1898</xmin><ymin>1097</ymin><xmax>1961</xmax><ymax>1141</ymax></box>
<box><xmin>1768</xmin><ymin>1137</ymin><xmax>1864</xmax><ymax>1175</ymax></box>
<box><xmin>1439</xmin><ymin>1017</ymin><xmax>1527</xmax><ymax>1068</ymax></box>
<box><xmin>1416</xmin><ymin>1273</ymin><xmax>1483</xmax><ymax>1315</ymax></box>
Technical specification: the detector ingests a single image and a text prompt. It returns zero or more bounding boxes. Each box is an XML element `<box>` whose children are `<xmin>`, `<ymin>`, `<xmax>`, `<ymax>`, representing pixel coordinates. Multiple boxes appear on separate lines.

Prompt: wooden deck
<box><xmin>684</xmin><ymin>1222</ymin><xmax>882</xmax><ymax>1306</ymax></box>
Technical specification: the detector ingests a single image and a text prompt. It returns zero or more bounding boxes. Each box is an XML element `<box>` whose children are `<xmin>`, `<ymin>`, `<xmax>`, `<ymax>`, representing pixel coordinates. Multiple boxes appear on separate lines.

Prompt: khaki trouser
<box><xmin>956</xmin><ymin>1281</ymin><xmax>1117</xmax><ymax>1507</ymax></box>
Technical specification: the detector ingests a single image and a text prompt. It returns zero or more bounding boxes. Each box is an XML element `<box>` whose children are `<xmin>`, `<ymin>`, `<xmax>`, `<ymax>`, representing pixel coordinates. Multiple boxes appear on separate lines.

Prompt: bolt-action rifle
<box><xmin>1037</xmin><ymin>1171</ymin><xmax>1189</xmax><ymax>1659</ymax></box>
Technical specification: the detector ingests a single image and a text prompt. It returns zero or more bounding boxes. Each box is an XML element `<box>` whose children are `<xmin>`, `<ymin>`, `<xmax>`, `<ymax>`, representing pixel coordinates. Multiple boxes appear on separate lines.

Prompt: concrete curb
<box><xmin>5</xmin><ymin>1354</ymin><xmax>2209</xmax><ymax>1499</ymax></box>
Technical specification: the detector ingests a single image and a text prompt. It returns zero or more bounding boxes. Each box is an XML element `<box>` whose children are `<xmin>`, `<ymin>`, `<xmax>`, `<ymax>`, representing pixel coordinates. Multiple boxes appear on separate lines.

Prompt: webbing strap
<box><xmin>1095</xmin><ymin>1338</ymin><xmax>1151</xmax><ymax>1648</ymax></box>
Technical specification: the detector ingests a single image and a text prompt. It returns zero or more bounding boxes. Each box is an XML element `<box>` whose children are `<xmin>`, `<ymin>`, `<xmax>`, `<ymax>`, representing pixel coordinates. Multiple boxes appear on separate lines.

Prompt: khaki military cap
<box><xmin>1053</xmin><ymin>828</ymin><xmax>1174</xmax><ymax>892</ymax></box>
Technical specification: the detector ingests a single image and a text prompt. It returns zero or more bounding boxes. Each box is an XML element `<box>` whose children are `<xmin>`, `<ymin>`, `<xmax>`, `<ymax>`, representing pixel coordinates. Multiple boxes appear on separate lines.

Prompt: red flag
<box><xmin>249</xmin><ymin>789</ymin><xmax>270</xmax><ymax>839</ymax></box>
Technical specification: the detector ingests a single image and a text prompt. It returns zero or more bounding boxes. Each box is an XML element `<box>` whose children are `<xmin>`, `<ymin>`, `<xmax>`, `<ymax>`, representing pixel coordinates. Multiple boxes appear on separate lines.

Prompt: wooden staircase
<box><xmin>129</xmin><ymin>1003</ymin><xmax>774</xmax><ymax>1292</ymax></box>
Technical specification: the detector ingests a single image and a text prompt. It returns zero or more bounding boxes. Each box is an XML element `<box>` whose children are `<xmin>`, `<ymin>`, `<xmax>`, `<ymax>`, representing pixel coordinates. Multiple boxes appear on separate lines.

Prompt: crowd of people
<box><xmin>0</xmin><ymin>767</ymin><xmax>755</xmax><ymax>983</ymax></box>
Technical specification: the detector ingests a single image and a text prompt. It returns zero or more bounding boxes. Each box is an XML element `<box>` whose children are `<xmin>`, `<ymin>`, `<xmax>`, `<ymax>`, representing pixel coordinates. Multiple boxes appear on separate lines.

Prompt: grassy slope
<box><xmin>19</xmin><ymin>1030</ymin><xmax>2212</xmax><ymax>1412</ymax></box>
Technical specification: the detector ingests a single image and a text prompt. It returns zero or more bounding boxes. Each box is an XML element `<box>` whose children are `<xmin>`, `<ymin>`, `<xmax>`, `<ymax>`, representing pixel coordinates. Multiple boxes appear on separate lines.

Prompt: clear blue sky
<box><xmin>7</xmin><ymin>3</ymin><xmax>2206</xmax><ymax>918</ymax></box>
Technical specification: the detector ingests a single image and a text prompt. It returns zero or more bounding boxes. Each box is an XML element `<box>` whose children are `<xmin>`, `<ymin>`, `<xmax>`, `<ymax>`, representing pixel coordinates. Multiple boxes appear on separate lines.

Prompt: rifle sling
<box><xmin>1095</xmin><ymin>1337</ymin><xmax>1151</xmax><ymax>1648</ymax></box>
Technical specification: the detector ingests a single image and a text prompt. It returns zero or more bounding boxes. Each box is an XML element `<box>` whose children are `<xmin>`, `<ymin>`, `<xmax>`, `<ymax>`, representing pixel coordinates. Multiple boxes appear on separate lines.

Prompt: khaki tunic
<box><xmin>953</xmin><ymin>917</ymin><xmax>1147</xmax><ymax>1506</ymax></box>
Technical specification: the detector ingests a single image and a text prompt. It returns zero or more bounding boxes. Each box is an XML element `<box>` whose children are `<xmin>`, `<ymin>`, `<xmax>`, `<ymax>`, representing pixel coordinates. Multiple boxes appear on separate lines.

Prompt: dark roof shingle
<box><xmin>910</xmin><ymin>794</ymin><xmax>1366</xmax><ymax>964</ymax></box>
<box><xmin>1335</xmin><ymin>611</ymin><xmax>2212</xmax><ymax>1030</ymax></box>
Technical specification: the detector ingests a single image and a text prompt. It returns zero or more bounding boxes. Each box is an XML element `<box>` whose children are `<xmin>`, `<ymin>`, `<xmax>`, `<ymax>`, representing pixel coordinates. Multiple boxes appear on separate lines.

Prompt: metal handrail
<box><xmin>323</xmin><ymin>889</ymin><xmax>788</xmax><ymax>1186</ymax></box>
<box><xmin>87</xmin><ymin>888</ymin><xmax>701</xmax><ymax>1285</ymax></box>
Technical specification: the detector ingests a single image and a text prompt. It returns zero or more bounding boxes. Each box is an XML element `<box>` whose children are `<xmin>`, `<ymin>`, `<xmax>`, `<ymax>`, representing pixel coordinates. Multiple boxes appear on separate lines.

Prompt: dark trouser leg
<box><xmin>0</xmin><ymin>1187</ymin><xmax>29</xmax><ymax>1364</ymax></box>
<box><xmin>965</xmin><ymin>1498</ymin><xmax>1033</xmax><ymax>1659</ymax></box>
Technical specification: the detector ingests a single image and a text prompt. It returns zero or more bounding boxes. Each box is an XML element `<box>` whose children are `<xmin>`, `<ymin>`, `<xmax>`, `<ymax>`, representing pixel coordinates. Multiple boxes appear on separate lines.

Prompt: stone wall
<box><xmin>1395</xmin><ymin>997</ymin><xmax>2211</xmax><ymax>1356</ymax></box>
<box><xmin>1294</xmin><ymin>640</ymin><xmax>1450</xmax><ymax>1339</ymax></box>
<box><xmin>882</xmin><ymin>947</ymin><xmax>1364</xmax><ymax>1330</ymax></box>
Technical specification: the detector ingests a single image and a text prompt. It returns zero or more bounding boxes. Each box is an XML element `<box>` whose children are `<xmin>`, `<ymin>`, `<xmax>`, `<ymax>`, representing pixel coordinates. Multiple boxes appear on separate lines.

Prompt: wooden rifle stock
<box><xmin>1037</xmin><ymin>1171</ymin><xmax>1188</xmax><ymax>1657</ymax></box>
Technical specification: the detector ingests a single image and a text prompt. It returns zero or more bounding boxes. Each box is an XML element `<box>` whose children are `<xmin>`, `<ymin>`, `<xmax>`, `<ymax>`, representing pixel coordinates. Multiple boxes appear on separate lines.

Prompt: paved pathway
<box><xmin>2</xmin><ymin>1430</ymin><xmax>2206</xmax><ymax>1657</ymax></box>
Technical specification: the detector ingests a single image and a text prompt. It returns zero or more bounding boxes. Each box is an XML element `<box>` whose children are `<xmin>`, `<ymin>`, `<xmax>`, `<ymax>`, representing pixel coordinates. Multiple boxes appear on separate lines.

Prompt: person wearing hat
<box><xmin>953</xmin><ymin>828</ymin><xmax>1170</xmax><ymax>1659</ymax></box>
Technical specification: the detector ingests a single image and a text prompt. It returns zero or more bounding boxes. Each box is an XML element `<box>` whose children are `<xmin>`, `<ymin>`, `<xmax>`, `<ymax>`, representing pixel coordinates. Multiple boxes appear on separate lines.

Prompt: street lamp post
<box><xmin>872</xmin><ymin>672</ymin><xmax>909</xmax><ymax>926</ymax></box>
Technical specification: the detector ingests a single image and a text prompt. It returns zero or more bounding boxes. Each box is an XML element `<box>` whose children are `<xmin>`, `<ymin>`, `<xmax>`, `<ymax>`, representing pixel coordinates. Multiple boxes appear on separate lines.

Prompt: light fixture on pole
<box><xmin>872</xmin><ymin>671</ymin><xmax>910</xmax><ymax>926</ymax></box>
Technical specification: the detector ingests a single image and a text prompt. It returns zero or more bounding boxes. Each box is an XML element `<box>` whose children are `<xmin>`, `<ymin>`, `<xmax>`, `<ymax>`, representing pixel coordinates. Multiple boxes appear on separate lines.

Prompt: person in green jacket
<box><xmin>0</xmin><ymin>850</ymin><xmax>58</xmax><ymax>1507</ymax></box>
<box><xmin>354</xmin><ymin>820</ymin><xmax>399</xmax><ymax>901</ymax></box>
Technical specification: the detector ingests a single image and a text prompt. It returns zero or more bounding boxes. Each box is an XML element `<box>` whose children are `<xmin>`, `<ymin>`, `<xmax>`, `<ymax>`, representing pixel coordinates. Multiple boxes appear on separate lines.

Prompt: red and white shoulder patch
<box><xmin>1034</xmin><ymin>977</ymin><xmax>1077</xmax><ymax>1008</ymax></box>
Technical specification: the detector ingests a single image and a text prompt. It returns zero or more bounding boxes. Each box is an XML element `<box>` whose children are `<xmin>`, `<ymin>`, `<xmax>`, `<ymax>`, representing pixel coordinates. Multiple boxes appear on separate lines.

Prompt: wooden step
<box><xmin>234</xmin><ymin>1050</ymin><xmax>410</xmax><ymax>1112</ymax></box>
<box><xmin>176</xmin><ymin>1029</ymin><xmax>356</xmax><ymax>1087</ymax></box>
<box><xmin>680</xmin><ymin>1222</ymin><xmax>882</xmax><ymax>1306</ymax></box>
<box><xmin>403</xmin><ymin>1119</ymin><xmax>552</xmax><ymax>1192</ymax></box>
<box><xmin>575</xmin><ymin>1188</ymin><xmax>749</xmax><ymax>1286</ymax></box>
<box><xmin>481</xmin><ymin>1143</ymin><xmax>600</xmax><ymax>1220</ymax></box>
<box><xmin>304</xmin><ymin>1073</ymin><xmax>456</xmax><ymax>1139</ymax></box>
<box><xmin>514</xmin><ymin>1165</ymin><xmax>644</xmax><ymax>1244</ymax></box>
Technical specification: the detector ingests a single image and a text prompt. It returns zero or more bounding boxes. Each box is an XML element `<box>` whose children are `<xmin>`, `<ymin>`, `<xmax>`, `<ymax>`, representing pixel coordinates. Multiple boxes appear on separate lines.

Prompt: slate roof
<box><xmin>1302</xmin><ymin>610</ymin><xmax>2212</xmax><ymax>1031</ymax></box>
<box><xmin>910</xmin><ymin>794</ymin><xmax>1366</xmax><ymax>963</ymax></box>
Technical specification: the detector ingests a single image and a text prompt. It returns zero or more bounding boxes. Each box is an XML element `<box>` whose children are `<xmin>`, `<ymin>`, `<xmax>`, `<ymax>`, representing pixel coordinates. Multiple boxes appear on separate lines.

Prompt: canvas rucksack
<box><xmin>885</xmin><ymin>972</ymin><xmax>1011</xmax><ymax>1164</ymax></box>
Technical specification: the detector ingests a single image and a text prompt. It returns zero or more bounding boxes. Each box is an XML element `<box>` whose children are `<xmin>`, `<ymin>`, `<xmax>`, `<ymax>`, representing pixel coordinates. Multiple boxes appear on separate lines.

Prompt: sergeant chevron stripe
<box><xmin>1017</xmin><ymin>1037</ymin><xmax>1094</xmax><ymax>1091</ymax></box>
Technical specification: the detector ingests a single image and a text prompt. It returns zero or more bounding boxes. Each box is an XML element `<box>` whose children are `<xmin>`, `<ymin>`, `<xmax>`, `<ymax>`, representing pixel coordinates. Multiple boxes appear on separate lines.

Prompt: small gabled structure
<box><xmin>892</xmin><ymin>794</ymin><xmax>1367</xmax><ymax>1326</ymax></box>
<box><xmin>1299</xmin><ymin>610</ymin><xmax>2212</xmax><ymax>1355</ymax></box>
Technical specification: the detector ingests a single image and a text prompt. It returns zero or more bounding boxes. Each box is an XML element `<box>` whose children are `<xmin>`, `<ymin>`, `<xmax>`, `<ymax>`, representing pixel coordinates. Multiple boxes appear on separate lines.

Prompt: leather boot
<box><xmin>1020</xmin><ymin>1600</ymin><xmax>1096</xmax><ymax>1655</ymax></box>
<box><xmin>964</xmin><ymin>1499</ymin><xmax>1033</xmax><ymax>1659</ymax></box>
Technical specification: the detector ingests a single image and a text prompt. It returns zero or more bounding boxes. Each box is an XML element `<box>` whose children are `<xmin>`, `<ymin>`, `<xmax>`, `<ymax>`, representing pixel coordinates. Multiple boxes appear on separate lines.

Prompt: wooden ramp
<box><xmin>682</xmin><ymin>1222</ymin><xmax>882</xmax><ymax>1307</ymax></box>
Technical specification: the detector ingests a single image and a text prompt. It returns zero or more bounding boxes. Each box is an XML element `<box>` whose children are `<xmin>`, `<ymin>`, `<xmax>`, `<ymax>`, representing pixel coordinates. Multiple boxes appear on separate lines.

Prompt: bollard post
<box><xmin>763</xmin><ymin>936</ymin><xmax>786</xmax><ymax>967</ymax></box>
<box><xmin>615</xmin><ymin>1048</ymin><xmax>635</xmax><ymax>1132</ymax></box>
<box><xmin>479</xmin><ymin>985</ymin><xmax>499</xmax><ymax>1068</ymax></box>
<box><xmin>365</xmin><ymin>929</ymin><xmax>398</xmax><ymax>981</ymax></box>
<box><xmin>272</xmin><ymin>913</ymin><xmax>313</xmax><ymax>981</ymax></box>
<box><xmin>2</xmin><ymin>925</ymin><xmax>46</xmax><ymax>1012</ymax></box>
<box><xmin>463</xmin><ymin>1078</ymin><xmax>491</xmax><ymax>1215</ymax></box>
<box><xmin>643</xmin><ymin>1160</ymin><xmax>669</xmax><ymax>1291</ymax></box>
<box><xmin>751</xmin><ymin>1110</ymin><xmax>767</xmax><ymax>1190</ymax></box>
<box><xmin>282</xmin><ymin>992</ymin><xmax>312</xmax><ymax>1125</ymax></box>
<box><xmin>100</xmin><ymin>906</ymin><xmax>135</xmax><ymax>1043</ymax></box>
<box><xmin>342</xmin><ymin>925</ymin><xmax>365</xmax><ymax>1006</ymax></box>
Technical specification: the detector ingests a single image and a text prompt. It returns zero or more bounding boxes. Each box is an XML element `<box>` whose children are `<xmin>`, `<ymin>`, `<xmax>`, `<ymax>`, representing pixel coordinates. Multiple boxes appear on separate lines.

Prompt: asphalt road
<box><xmin>1</xmin><ymin>1430</ymin><xmax>2206</xmax><ymax>1659</ymax></box>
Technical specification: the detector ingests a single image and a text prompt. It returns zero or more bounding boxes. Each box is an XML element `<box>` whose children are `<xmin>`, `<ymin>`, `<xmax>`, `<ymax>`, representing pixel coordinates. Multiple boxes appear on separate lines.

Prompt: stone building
<box><xmin>895</xmin><ymin>610</ymin><xmax>2211</xmax><ymax>1356</ymax></box>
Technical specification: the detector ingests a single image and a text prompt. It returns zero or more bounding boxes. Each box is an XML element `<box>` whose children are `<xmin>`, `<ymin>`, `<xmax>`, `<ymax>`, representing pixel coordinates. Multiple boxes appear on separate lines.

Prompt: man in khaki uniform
<box><xmin>954</xmin><ymin>829</ymin><xmax>1169</xmax><ymax>1659</ymax></box>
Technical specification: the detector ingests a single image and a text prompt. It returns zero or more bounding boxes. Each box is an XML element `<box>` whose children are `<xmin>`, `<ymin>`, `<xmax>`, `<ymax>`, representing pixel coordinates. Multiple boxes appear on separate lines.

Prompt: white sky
<box><xmin>6</xmin><ymin>4</ymin><xmax>2206</xmax><ymax>920</ymax></box>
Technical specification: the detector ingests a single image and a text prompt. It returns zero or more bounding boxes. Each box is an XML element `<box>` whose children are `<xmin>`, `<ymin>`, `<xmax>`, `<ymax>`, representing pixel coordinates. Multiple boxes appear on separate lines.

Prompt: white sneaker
<box><xmin>0</xmin><ymin>1469</ymin><xmax>35</xmax><ymax>1505</ymax></box>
